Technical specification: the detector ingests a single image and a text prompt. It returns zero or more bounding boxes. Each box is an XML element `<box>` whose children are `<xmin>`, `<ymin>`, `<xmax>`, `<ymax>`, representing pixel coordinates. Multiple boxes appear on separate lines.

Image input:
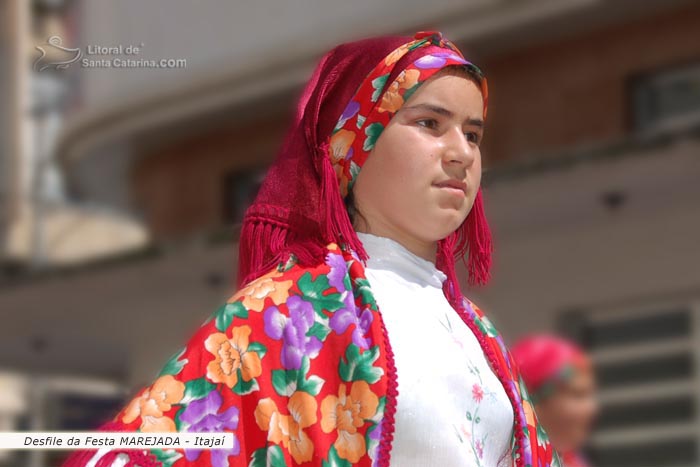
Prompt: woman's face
<box><xmin>352</xmin><ymin>68</ymin><xmax>484</xmax><ymax>260</ymax></box>
<box><xmin>536</xmin><ymin>369</ymin><xmax>599</xmax><ymax>454</ymax></box>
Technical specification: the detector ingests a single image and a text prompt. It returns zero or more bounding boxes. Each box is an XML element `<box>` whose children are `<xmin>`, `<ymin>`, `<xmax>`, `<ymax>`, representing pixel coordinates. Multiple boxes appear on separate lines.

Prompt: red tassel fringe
<box><xmin>237</xmin><ymin>205</ymin><xmax>289</xmax><ymax>288</ymax></box>
<box><xmin>237</xmin><ymin>203</ymin><xmax>329</xmax><ymax>289</ymax></box>
<box><xmin>318</xmin><ymin>140</ymin><xmax>368</xmax><ymax>262</ymax></box>
<box><xmin>463</xmin><ymin>188</ymin><xmax>493</xmax><ymax>287</ymax></box>
<box><xmin>437</xmin><ymin>187</ymin><xmax>493</xmax><ymax>294</ymax></box>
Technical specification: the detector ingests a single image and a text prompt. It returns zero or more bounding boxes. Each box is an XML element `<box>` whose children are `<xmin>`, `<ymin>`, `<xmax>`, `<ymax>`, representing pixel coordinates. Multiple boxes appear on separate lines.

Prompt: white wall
<box><xmin>467</xmin><ymin>141</ymin><xmax>700</xmax><ymax>344</ymax></box>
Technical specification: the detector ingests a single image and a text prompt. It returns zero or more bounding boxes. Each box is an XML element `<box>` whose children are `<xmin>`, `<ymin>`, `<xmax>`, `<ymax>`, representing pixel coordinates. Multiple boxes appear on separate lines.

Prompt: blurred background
<box><xmin>1</xmin><ymin>0</ymin><xmax>699</xmax><ymax>466</ymax></box>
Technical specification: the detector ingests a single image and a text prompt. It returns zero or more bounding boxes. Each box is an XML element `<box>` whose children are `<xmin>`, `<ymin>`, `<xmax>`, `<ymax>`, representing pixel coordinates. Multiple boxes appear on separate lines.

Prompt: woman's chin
<box><xmin>437</xmin><ymin>211</ymin><xmax>470</xmax><ymax>231</ymax></box>
<box><xmin>427</xmin><ymin>219</ymin><xmax>467</xmax><ymax>240</ymax></box>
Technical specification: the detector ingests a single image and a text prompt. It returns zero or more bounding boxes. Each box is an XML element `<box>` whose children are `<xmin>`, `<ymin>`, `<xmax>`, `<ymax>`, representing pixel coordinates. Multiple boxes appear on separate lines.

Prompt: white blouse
<box><xmin>357</xmin><ymin>232</ymin><xmax>514</xmax><ymax>467</ymax></box>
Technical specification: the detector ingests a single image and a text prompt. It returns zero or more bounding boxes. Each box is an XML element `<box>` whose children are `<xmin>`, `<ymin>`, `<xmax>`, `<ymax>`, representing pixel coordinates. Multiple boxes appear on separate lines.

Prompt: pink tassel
<box><xmin>237</xmin><ymin>207</ymin><xmax>286</xmax><ymax>288</ymax></box>
<box><xmin>318</xmin><ymin>140</ymin><xmax>368</xmax><ymax>262</ymax></box>
<box><xmin>437</xmin><ymin>187</ymin><xmax>493</xmax><ymax>296</ymax></box>
<box><xmin>237</xmin><ymin>204</ymin><xmax>329</xmax><ymax>288</ymax></box>
<box><xmin>437</xmin><ymin>234</ymin><xmax>462</xmax><ymax>299</ymax></box>
<box><xmin>464</xmin><ymin>188</ymin><xmax>493</xmax><ymax>286</ymax></box>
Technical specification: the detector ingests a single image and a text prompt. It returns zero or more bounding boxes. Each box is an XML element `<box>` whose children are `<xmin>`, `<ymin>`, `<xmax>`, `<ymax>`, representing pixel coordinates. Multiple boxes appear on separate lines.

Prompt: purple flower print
<box><xmin>180</xmin><ymin>390</ymin><xmax>240</xmax><ymax>467</ymax></box>
<box><xmin>326</xmin><ymin>251</ymin><xmax>373</xmax><ymax>348</ymax></box>
<box><xmin>329</xmin><ymin>299</ymin><xmax>373</xmax><ymax>349</ymax></box>
<box><xmin>368</xmin><ymin>421</ymin><xmax>382</xmax><ymax>467</ymax></box>
<box><xmin>264</xmin><ymin>296</ymin><xmax>322</xmax><ymax>369</ymax></box>
<box><xmin>326</xmin><ymin>252</ymin><xmax>349</xmax><ymax>291</ymax></box>
<box><xmin>335</xmin><ymin>100</ymin><xmax>360</xmax><ymax>129</ymax></box>
<box><xmin>414</xmin><ymin>52</ymin><xmax>467</xmax><ymax>69</ymax></box>
<box><xmin>345</xmin><ymin>146</ymin><xmax>354</xmax><ymax>161</ymax></box>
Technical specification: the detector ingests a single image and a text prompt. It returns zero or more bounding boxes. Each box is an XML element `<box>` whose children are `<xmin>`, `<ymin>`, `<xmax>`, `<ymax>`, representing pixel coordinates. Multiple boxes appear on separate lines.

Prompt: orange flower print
<box><xmin>320</xmin><ymin>381</ymin><xmax>379</xmax><ymax>463</ymax></box>
<box><xmin>205</xmin><ymin>325</ymin><xmax>262</xmax><ymax>388</ymax></box>
<box><xmin>121</xmin><ymin>375</ymin><xmax>185</xmax><ymax>432</ymax></box>
<box><xmin>329</xmin><ymin>129</ymin><xmax>356</xmax><ymax>165</ymax></box>
<box><xmin>254</xmin><ymin>392</ymin><xmax>318</xmax><ymax>463</ymax></box>
<box><xmin>228</xmin><ymin>268</ymin><xmax>293</xmax><ymax>312</ymax></box>
<box><xmin>383</xmin><ymin>42</ymin><xmax>411</xmax><ymax>66</ymax></box>
<box><xmin>378</xmin><ymin>69</ymin><xmax>420</xmax><ymax>114</ymax></box>
<box><xmin>523</xmin><ymin>397</ymin><xmax>537</xmax><ymax>428</ymax></box>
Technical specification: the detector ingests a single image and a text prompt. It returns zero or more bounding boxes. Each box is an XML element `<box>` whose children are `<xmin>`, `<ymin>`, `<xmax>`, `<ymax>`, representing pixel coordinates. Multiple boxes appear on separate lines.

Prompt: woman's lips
<box><xmin>433</xmin><ymin>179</ymin><xmax>467</xmax><ymax>196</ymax></box>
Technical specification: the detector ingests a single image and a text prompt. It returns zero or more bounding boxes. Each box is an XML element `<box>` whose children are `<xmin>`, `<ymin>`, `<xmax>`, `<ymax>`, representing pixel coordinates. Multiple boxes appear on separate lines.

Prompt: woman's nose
<box><xmin>442</xmin><ymin>126</ymin><xmax>477</xmax><ymax>167</ymax></box>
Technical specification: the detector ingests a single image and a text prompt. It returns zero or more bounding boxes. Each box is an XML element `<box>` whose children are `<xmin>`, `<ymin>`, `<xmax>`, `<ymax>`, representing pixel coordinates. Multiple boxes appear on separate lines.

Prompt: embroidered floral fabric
<box><xmin>356</xmin><ymin>231</ymin><xmax>513</xmax><ymax>467</ymax></box>
<box><xmin>62</xmin><ymin>242</ymin><xmax>559</xmax><ymax>467</ymax></box>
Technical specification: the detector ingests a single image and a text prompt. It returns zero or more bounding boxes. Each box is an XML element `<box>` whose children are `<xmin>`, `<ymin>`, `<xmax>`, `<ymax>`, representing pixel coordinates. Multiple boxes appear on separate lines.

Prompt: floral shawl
<box><xmin>62</xmin><ymin>243</ymin><xmax>559</xmax><ymax>467</ymax></box>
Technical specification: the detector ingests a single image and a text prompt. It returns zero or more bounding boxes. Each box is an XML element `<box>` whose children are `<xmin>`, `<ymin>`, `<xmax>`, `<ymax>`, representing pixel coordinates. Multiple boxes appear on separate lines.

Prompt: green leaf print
<box><xmin>354</xmin><ymin>277</ymin><xmax>378</xmax><ymax>310</ymax></box>
<box><xmin>232</xmin><ymin>368</ymin><xmax>259</xmax><ymax>395</ymax></box>
<box><xmin>401</xmin><ymin>82</ymin><xmax>422</xmax><ymax>105</ymax></box>
<box><xmin>272</xmin><ymin>368</ymin><xmax>298</xmax><ymax>396</ymax></box>
<box><xmin>474</xmin><ymin>315</ymin><xmax>499</xmax><ymax>338</ymax></box>
<box><xmin>518</xmin><ymin>375</ymin><xmax>532</xmax><ymax>403</ymax></box>
<box><xmin>157</xmin><ymin>347</ymin><xmax>188</xmax><ymax>377</ymax></box>
<box><xmin>247</xmin><ymin>341</ymin><xmax>267</xmax><ymax>358</ymax></box>
<box><xmin>271</xmin><ymin>356</ymin><xmax>325</xmax><ymax>396</ymax></box>
<box><xmin>214</xmin><ymin>301</ymin><xmax>249</xmax><ymax>332</ymax></box>
<box><xmin>363</xmin><ymin>122</ymin><xmax>385</xmax><ymax>152</ymax></box>
<box><xmin>297</xmin><ymin>272</ymin><xmax>344</xmax><ymax>316</ymax></box>
<box><xmin>369</xmin><ymin>396</ymin><xmax>386</xmax><ymax>423</ymax></box>
<box><xmin>174</xmin><ymin>405</ymin><xmax>186</xmax><ymax>431</ymax></box>
<box><xmin>408</xmin><ymin>40</ymin><xmax>426</xmax><ymax>51</ymax></box>
<box><xmin>322</xmin><ymin>446</ymin><xmax>352</xmax><ymax>467</ymax></box>
<box><xmin>151</xmin><ymin>449</ymin><xmax>183</xmax><ymax>467</ymax></box>
<box><xmin>348</xmin><ymin>162</ymin><xmax>361</xmax><ymax>190</ymax></box>
<box><xmin>181</xmin><ymin>377</ymin><xmax>216</xmax><ymax>405</ymax></box>
<box><xmin>299</xmin><ymin>375</ymin><xmax>324</xmax><ymax>395</ymax></box>
<box><xmin>370</xmin><ymin>73</ymin><xmax>389</xmax><ymax>103</ymax></box>
<box><xmin>250</xmin><ymin>445</ymin><xmax>288</xmax><ymax>467</ymax></box>
<box><xmin>277</xmin><ymin>253</ymin><xmax>298</xmax><ymax>273</ymax></box>
<box><xmin>307</xmin><ymin>321</ymin><xmax>331</xmax><ymax>341</ymax></box>
<box><xmin>339</xmin><ymin>344</ymin><xmax>383</xmax><ymax>383</ymax></box>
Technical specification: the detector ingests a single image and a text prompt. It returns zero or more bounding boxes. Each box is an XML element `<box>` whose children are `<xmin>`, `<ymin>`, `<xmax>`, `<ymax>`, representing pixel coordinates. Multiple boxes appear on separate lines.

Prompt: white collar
<box><xmin>356</xmin><ymin>232</ymin><xmax>447</xmax><ymax>288</ymax></box>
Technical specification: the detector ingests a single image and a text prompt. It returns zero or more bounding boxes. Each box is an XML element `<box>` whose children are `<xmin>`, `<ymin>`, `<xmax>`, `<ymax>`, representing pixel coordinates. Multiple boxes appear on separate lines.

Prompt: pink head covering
<box><xmin>511</xmin><ymin>334</ymin><xmax>592</xmax><ymax>403</ymax></box>
<box><xmin>236</xmin><ymin>31</ymin><xmax>493</xmax><ymax>294</ymax></box>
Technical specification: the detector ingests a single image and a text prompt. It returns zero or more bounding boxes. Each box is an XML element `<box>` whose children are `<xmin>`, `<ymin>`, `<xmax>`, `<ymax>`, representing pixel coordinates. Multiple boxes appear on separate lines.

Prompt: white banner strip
<box><xmin>0</xmin><ymin>432</ymin><xmax>234</xmax><ymax>450</ymax></box>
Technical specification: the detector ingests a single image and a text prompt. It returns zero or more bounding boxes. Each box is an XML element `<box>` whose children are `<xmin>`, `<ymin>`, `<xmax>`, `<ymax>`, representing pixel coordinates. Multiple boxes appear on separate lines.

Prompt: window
<box><xmin>560</xmin><ymin>297</ymin><xmax>700</xmax><ymax>467</ymax></box>
<box><xmin>631</xmin><ymin>61</ymin><xmax>700</xmax><ymax>133</ymax></box>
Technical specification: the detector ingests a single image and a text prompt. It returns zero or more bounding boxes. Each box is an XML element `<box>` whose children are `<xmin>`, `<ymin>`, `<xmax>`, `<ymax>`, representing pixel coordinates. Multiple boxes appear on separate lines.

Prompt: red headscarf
<box><xmin>511</xmin><ymin>334</ymin><xmax>592</xmax><ymax>403</ymax></box>
<box><xmin>237</xmin><ymin>31</ymin><xmax>493</xmax><ymax>296</ymax></box>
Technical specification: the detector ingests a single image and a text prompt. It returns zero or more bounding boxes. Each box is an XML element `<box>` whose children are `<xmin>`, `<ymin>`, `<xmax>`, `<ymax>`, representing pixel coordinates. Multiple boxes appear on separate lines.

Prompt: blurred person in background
<box><xmin>61</xmin><ymin>31</ymin><xmax>560</xmax><ymax>467</ymax></box>
<box><xmin>512</xmin><ymin>334</ymin><xmax>599</xmax><ymax>467</ymax></box>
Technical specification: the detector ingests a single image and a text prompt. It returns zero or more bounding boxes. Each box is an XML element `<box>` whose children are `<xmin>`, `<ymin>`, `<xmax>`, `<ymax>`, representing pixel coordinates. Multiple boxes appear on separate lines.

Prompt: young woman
<box><xmin>62</xmin><ymin>31</ymin><xmax>559</xmax><ymax>467</ymax></box>
<box><xmin>512</xmin><ymin>335</ymin><xmax>599</xmax><ymax>467</ymax></box>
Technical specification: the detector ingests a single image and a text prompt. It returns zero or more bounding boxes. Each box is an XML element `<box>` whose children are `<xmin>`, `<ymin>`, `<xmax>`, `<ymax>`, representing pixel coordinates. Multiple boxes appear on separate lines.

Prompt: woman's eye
<box><xmin>464</xmin><ymin>132</ymin><xmax>480</xmax><ymax>144</ymax></box>
<box><xmin>416</xmin><ymin>119</ymin><xmax>438</xmax><ymax>130</ymax></box>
